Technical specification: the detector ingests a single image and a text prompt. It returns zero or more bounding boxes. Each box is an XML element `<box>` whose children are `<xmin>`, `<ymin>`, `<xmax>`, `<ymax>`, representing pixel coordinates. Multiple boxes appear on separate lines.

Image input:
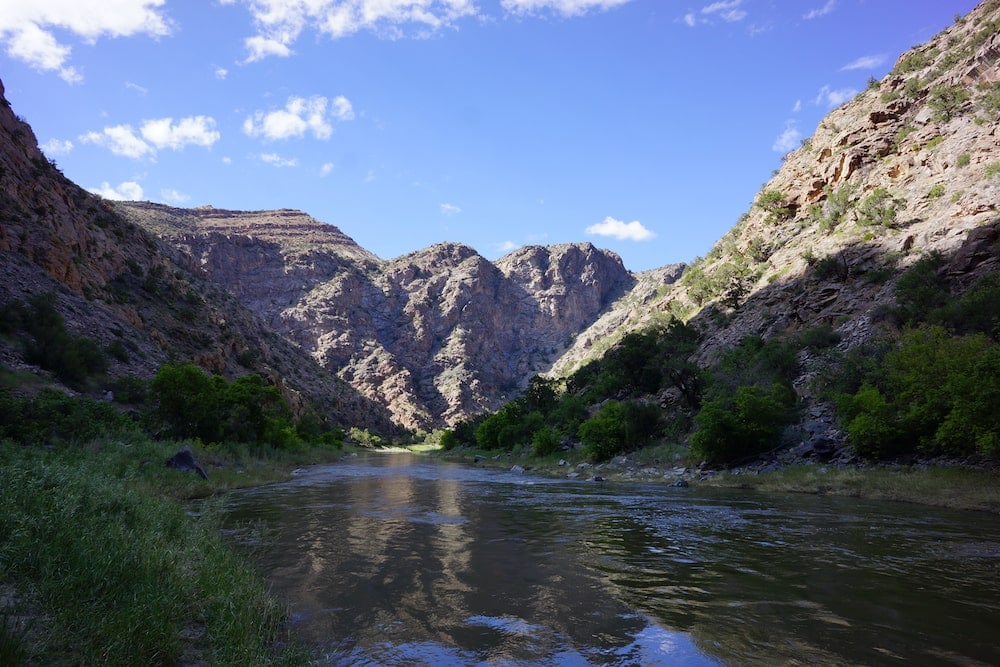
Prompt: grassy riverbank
<box><xmin>0</xmin><ymin>434</ymin><xmax>344</xmax><ymax>665</ymax></box>
<box><xmin>432</xmin><ymin>444</ymin><xmax>1000</xmax><ymax>514</ymax></box>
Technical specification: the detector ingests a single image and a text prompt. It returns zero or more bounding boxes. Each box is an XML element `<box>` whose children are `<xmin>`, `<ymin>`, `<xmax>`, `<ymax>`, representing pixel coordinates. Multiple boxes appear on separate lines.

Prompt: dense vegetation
<box><xmin>447</xmin><ymin>254</ymin><xmax>1000</xmax><ymax>468</ymax></box>
<box><xmin>0</xmin><ymin>294</ymin><xmax>352</xmax><ymax>664</ymax></box>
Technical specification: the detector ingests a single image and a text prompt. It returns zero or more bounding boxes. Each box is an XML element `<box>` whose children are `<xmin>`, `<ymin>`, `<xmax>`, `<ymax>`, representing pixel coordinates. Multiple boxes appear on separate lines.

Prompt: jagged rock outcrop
<box><xmin>0</xmin><ymin>79</ymin><xmax>395</xmax><ymax>433</ymax></box>
<box><xmin>119</xmin><ymin>201</ymin><xmax>642</xmax><ymax>429</ymax></box>
<box><xmin>555</xmin><ymin>0</ymin><xmax>1000</xmax><ymax>380</ymax></box>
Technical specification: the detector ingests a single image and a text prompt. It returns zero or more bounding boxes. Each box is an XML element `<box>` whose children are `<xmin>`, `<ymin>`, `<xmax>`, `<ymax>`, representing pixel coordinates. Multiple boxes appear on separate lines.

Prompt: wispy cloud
<box><xmin>235</xmin><ymin>0</ymin><xmax>481</xmax><ymax>62</ymax></box>
<box><xmin>41</xmin><ymin>138</ymin><xmax>73</xmax><ymax>155</ymax></box>
<box><xmin>682</xmin><ymin>0</ymin><xmax>746</xmax><ymax>27</ymax></box>
<box><xmin>0</xmin><ymin>0</ymin><xmax>170</xmax><ymax>82</ymax></box>
<box><xmin>440</xmin><ymin>203</ymin><xmax>462</xmax><ymax>215</ymax></box>
<box><xmin>841</xmin><ymin>54</ymin><xmax>887</xmax><ymax>71</ymax></box>
<box><xmin>89</xmin><ymin>180</ymin><xmax>144</xmax><ymax>201</ymax></box>
<box><xmin>815</xmin><ymin>84</ymin><xmax>857</xmax><ymax>108</ymax></box>
<box><xmin>141</xmin><ymin>116</ymin><xmax>220</xmax><ymax>150</ymax></box>
<box><xmin>585</xmin><ymin>216</ymin><xmax>655</xmax><ymax>241</ymax></box>
<box><xmin>260</xmin><ymin>152</ymin><xmax>298</xmax><ymax>167</ymax></box>
<box><xmin>243</xmin><ymin>95</ymin><xmax>353</xmax><ymax>141</ymax></box>
<box><xmin>804</xmin><ymin>0</ymin><xmax>836</xmax><ymax>20</ymax></box>
<box><xmin>501</xmin><ymin>0</ymin><xmax>633</xmax><ymax>17</ymax></box>
<box><xmin>160</xmin><ymin>188</ymin><xmax>190</xmax><ymax>204</ymax></box>
<box><xmin>702</xmin><ymin>0</ymin><xmax>746</xmax><ymax>22</ymax></box>
<box><xmin>320</xmin><ymin>162</ymin><xmax>335</xmax><ymax>176</ymax></box>
<box><xmin>772</xmin><ymin>121</ymin><xmax>801</xmax><ymax>153</ymax></box>
<box><xmin>80</xmin><ymin>116</ymin><xmax>220</xmax><ymax>159</ymax></box>
<box><xmin>214</xmin><ymin>66</ymin><xmax>228</xmax><ymax>80</ymax></box>
<box><xmin>80</xmin><ymin>125</ymin><xmax>154</xmax><ymax>159</ymax></box>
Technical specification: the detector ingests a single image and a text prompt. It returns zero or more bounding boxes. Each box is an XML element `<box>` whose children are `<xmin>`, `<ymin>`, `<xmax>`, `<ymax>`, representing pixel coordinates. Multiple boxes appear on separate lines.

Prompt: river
<box><xmin>219</xmin><ymin>453</ymin><xmax>1000</xmax><ymax>666</ymax></box>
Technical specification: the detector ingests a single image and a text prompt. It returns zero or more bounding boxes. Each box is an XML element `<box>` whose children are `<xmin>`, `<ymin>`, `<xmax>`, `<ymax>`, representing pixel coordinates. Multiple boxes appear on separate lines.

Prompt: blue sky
<box><xmin>0</xmin><ymin>1</ymin><xmax>978</xmax><ymax>272</ymax></box>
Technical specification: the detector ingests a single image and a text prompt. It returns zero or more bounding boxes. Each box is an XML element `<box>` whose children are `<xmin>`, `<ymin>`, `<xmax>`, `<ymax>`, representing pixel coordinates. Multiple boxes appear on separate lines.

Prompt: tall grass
<box><xmin>0</xmin><ymin>437</ymin><xmax>314</xmax><ymax>665</ymax></box>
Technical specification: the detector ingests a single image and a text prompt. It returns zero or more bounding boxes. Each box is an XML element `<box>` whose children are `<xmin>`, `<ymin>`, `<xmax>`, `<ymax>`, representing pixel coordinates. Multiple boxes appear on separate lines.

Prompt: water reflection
<box><xmin>222</xmin><ymin>454</ymin><xmax>1000</xmax><ymax>666</ymax></box>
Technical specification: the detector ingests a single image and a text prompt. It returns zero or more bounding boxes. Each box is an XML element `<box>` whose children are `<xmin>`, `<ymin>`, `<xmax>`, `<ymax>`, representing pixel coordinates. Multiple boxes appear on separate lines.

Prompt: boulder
<box><xmin>165</xmin><ymin>446</ymin><xmax>208</xmax><ymax>480</ymax></box>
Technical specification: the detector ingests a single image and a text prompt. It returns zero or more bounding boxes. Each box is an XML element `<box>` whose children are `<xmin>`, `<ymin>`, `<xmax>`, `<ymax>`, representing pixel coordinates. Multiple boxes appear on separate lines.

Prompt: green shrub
<box><xmin>3</xmin><ymin>293</ymin><xmax>110</xmax><ymax>388</ymax></box>
<box><xmin>147</xmin><ymin>363</ymin><xmax>297</xmax><ymax>448</ymax></box>
<box><xmin>857</xmin><ymin>188</ymin><xmax>906</xmax><ymax>227</ymax></box>
<box><xmin>578</xmin><ymin>400</ymin><xmax>660</xmax><ymax>462</ymax></box>
<box><xmin>531</xmin><ymin>426</ymin><xmax>562</xmax><ymax>457</ymax></box>
<box><xmin>957</xmin><ymin>152</ymin><xmax>971</xmax><ymax>167</ymax></box>
<box><xmin>690</xmin><ymin>384</ymin><xmax>793</xmax><ymax>464</ymax></box>
<box><xmin>837</xmin><ymin>326</ymin><xmax>1000</xmax><ymax>458</ymax></box>
<box><xmin>927</xmin><ymin>183</ymin><xmax>946</xmax><ymax>199</ymax></box>
<box><xmin>893</xmin><ymin>252</ymin><xmax>948</xmax><ymax>325</ymax></box>
<box><xmin>0</xmin><ymin>389</ymin><xmax>135</xmax><ymax>445</ymax></box>
<box><xmin>928</xmin><ymin>85</ymin><xmax>971</xmax><ymax>121</ymax></box>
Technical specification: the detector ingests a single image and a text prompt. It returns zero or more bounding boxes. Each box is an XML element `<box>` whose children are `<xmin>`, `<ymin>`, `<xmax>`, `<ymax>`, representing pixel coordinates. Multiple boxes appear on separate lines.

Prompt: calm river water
<box><xmin>220</xmin><ymin>453</ymin><xmax>1000</xmax><ymax>666</ymax></box>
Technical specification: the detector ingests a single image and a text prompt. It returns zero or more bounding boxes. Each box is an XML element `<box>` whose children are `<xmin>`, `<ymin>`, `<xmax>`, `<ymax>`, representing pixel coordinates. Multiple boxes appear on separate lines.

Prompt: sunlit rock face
<box><xmin>120</xmin><ymin>202</ymin><xmax>646</xmax><ymax>429</ymax></box>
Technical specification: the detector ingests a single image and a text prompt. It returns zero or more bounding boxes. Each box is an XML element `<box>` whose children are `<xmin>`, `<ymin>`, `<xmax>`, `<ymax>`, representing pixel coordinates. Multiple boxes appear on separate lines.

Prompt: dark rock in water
<box><xmin>592</xmin><ymin>475</ymin><xmax>605</xmax><ymax>482</ymax></box>
<box><xmin>165</xmin><ymin>446</ymin><xmax>208</xmax><ymax>480</ymax></box>
<box><xmin>669</xmin><ymin>479</ymin><xmax>689</xmax><ymax>488</ymax></box>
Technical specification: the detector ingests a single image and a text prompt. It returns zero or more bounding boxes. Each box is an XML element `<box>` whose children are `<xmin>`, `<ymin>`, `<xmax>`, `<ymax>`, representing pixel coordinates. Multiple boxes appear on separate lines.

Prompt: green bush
<box><xmin>857</xmin><ymin>188</ymin><xmax>906</xmax><ymax>227</ymax></box>
<box><xmin>578</xmin><ymin>400</ymin><xmax>661</xmax><ymax>462</ymax></box>
<box><xmin>836</xmin><ymin>326</ymin><xmax>1000</xmax><ymax>458</ymax></box>
<box><xmin>0</xmin><ymin>389</ymin><xmax>135</xmax><ymax>445</ymax></box>
<box><xmin>147</xmin><ymin>363</ymin><xmax>297</xmax><ymax>448</ymax></box>
<box><xmin>690</xmin><ymin>384</ymin><xmax>793</xmax><ymax>464</ymax></box>
<box><xmin>893</xmin><ymin>252</ymin><xmax>949</xmax><ymax>325</ymax></box>
<box><xmin>928</xmin><ymin>84</ymin><xmax>971</xmax><ymax>121</ymax></box>
<box><xmin>3</xmin><ymin>293</ymin><xmax>110</xmax><ymax>388</ymax></box>
<box><xmin>531</xmin><ymin>426</ymin><xmax>562</xmax><ymax>457</ymax></box>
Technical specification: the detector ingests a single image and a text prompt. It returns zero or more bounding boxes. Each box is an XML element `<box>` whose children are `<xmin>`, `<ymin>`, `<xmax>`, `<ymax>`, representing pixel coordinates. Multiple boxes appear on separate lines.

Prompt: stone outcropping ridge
<box><xmin>118</xmin><ymin>201</ymin><xmax>644</xmax><ymax>429</ymax></box>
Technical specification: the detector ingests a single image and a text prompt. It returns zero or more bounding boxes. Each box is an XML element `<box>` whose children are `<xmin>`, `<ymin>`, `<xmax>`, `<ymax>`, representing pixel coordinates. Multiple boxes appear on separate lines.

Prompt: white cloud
<box><xmin>702</xmin><ymin>0</ymin><xmax>746</xmax><ymax>22</ymax></box>
<box><xmin>244</xmin><ymin>96</ymin><xmax>352</xmax><ymax>141</ymax></box>
<box><xmin>682</xmin><ymin>0</ymin><xmax>745</xmax><ymax>27</ymax></box>
<box><xmin>803</xmin><ymin>0</ymin><xmax>835</xmax><ymax>20</ymax></box>
<box><xmin>814</xmin><ymin>84</ymin><xmax>857</xmax><ymax>108</ymax></box>
<box><xmin>501</xmin><ymin>0</ymin><xmax>632</xmax><ymax>17</ymax></box>
<box><xmin>160</xmin><ymin>188</ymin><xmax>190</xmax><ymax>204</ymax></box>
<box><xmin>80</xmin><ymin>116</ymin><xmax>219</xmax><ymax>158</ymax></box>
<box><xmin>140</xmin><ymin>116</ymin><xmax>220</xmax><ymax>150</ymax></box>
<box><xmin>222</xmin><ymin>156</ymin><xmax>233</xmax><ymax>165</ymax></box>
<box><xmin>125</xmin><ymin>81</ymin><xmax>148</xmax><ymax>95</ymax></box>
<box><xmin>235</xmin><ymin>0</ymin><xmax>481</xmax><ymax>61</ymax></box>
<box><xmin>214</xmin><ymin>66</ymin><xmax>228</xmax><ymax>79</ymax></box>
<box><xmin>792</xmin><ymin>99</ymin><xmax>802</xmax><ymax>113</ymax></box>
<box><xmin>495</xmin><ymin>240</ymin><xmax>518</xmax><ymax>253</ymax></box>
<box><xmin>440</xmin><ymin>203</ymin><xmax>462</xmax><ymax>215</ymax></box>
<box><xmin>0</xmin><ymin>0</ymin><xmax>170</xmax><ymax>81</ymax></box>
<box><xmin>772</xmin><ymin>121</ymin><xmax>801</xmax><ymax>153</ymax></box>
<box><xmin>90</xmin><ymin>180</ymin><xmax>144</xmax><ymax>200</ymax></box>
<box><xmin>841</xmin><ymin>54</ymin><xmax>886</xmax><ymax>71</ymax></box>
<box><xmin>331</xmin><ymin>95</ymin><xmax>355</xmax><ymax>121</ymax></box>
<box><xmin>260</xmin><ymin>152</ymin><xmax>298</xmax><ymax>167</ymax></box>
<box><xmin>585</xmin><ymin>216</ymin><xmax>655</xmax><ymax>241</ymax></box>
<box><xmin>41</xmin><ymin>138</ymin><xmax>74</xmax><ymax>155</ymax></box>
<box><xmin>320</xmin><ymin>162</ymin><xmax>335</xmax><ymax>176</ymax></box>
<box><xmin>80</xmin><ymin>125</ymin><xmax>153</xmax><ymax>159</ymax></box>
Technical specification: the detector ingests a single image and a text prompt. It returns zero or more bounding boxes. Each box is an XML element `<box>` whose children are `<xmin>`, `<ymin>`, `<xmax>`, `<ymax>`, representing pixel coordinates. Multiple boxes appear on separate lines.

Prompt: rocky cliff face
<box><xmin>119</xmin><ymin>200</ymin><xmax>643</xmax><ymax>429</ymax></box>
<box><xmin>553</xmin><ymin>1</ymin><xmax>1000</xmax><ymax>381</ymax></box>
<box><xmin>0</xmin><ymin>79</ymin><xmax>395</xmax><ymax>433</ymax></box>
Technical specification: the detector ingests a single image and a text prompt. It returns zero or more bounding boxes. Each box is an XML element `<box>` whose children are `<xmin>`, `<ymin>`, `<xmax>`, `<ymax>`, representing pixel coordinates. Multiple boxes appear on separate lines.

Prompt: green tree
<box><xmin>690</xmin><ymin>384</ymin><xmax>792</xmax><ymax>464</ymax></box>
<box><xmin>578</xmin><ymin>400</ymin><xmax>660</xmax><ymax>462</ymax></box>
<box><xmin>928</xmin><ymin>84</ymin><xmax>971</xmax><ymax>121</ymax></box>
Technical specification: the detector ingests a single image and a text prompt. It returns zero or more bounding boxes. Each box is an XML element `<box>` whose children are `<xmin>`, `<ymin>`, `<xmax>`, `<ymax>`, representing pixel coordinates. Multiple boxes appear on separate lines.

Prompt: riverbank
<box><xmin>0</xmin><ymin>435</ymin><xmax>347</xmax><ymax>665</ymax></box>
<box><xmin>432</xmin><ymin>445</ymin><xmax>1000</xmax><ymax>514</ymax></box>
